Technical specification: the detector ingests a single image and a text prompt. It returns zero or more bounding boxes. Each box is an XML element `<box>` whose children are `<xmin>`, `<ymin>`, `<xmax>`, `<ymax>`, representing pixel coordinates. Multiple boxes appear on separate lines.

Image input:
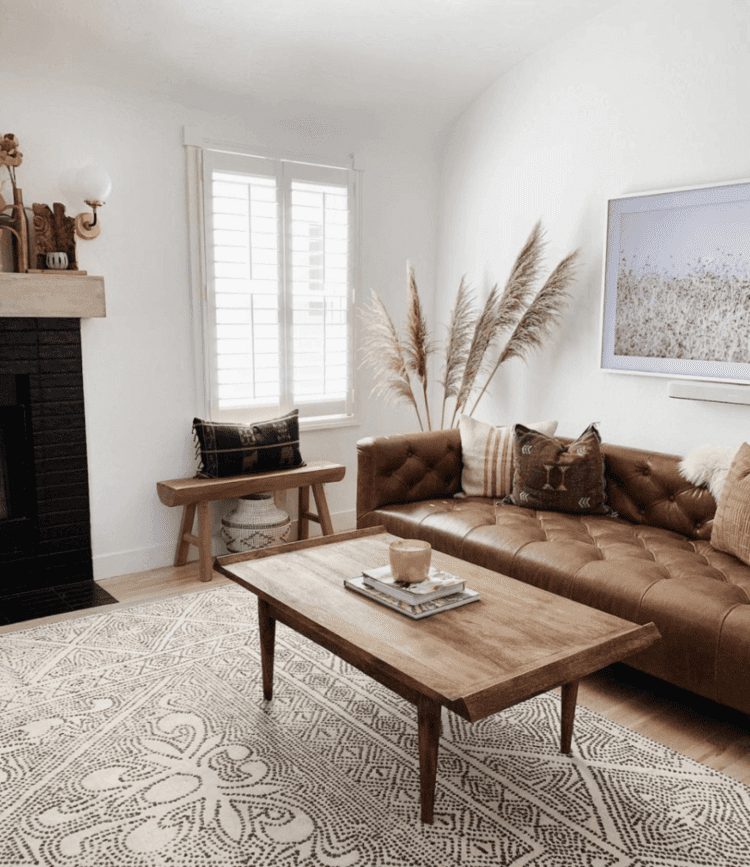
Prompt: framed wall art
<box><xmin>601</xmin><ymin>179</ymin><xmax>750</xmax><ymax>383</ymax></box>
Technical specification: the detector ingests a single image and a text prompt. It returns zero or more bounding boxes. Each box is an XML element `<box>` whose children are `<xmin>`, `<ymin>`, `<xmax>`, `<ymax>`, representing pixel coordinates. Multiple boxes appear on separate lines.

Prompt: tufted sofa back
<box><xmin>357</xmin><ymin>429</ymin><xmax>717</xmax><ymax>540</ymax></box>
<box><xmin>601</xmin><ymin>442</ymin><xmax>716</xmax><ymax>540</ymax></box>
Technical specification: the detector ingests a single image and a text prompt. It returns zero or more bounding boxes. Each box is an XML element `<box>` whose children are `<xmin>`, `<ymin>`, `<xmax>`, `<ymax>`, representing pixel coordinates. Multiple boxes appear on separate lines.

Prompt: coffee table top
<box><xmin>215</xmin><ymin>528</ymin><xmax>659</xmax><ymax>722</ymax></box>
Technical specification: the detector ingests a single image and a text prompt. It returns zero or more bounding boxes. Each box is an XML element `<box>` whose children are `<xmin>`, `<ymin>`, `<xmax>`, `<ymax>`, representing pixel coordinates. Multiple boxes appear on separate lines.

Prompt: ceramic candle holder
<box><xmin>389</xmin><ymin>539</ymin><xmax>432</xmax><ymax>584</ymax></box>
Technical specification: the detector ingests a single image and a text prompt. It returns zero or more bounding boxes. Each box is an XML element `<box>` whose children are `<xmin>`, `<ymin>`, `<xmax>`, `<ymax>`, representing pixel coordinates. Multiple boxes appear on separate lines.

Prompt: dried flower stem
<box><xmin>439</xmin><ymin>276</ymin><xmax>474</xmax><ymax>429</ymax></box>
<box><xmin>449</xmin><ymin>284</ymin><xmax>498</xmax><ymax>427</ymax></box>
<box><xmin>359</xmin><ymin>290</ymin><xmax>425</xmax><ymax>430</ymax></box>
<box><xmin>360</xmin><ymin>223</ymin><xmax>579</xmax><ymax>431</ymax></box>
<box><xmin>468</xmin><ymin>249</ymin><xmax>578</xmax><ymax>415</ymax></box>
<box><xmin>404</xmin><ymin>264</ymin><xmax>434</xmax><ymax>430</ymax></box>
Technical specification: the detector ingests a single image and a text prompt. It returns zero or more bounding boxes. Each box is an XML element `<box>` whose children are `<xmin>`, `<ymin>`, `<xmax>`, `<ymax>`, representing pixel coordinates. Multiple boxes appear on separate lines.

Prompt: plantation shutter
<box><xmin>202</xmin><ymin>150</ymin><xmax>355</xmax><ymax>422</ymax></box>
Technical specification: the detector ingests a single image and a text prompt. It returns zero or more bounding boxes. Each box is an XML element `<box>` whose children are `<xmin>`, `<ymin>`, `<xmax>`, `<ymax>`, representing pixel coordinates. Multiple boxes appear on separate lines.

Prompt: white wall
<box><xmin>436</xmin><ymin>0</ymin><xmax>750</xmax><ymax>455</ymax></box>
<box><xmin>3</xmin><ymin>77</ymin><xmax>440</xmax><ymax>578</ymax></box>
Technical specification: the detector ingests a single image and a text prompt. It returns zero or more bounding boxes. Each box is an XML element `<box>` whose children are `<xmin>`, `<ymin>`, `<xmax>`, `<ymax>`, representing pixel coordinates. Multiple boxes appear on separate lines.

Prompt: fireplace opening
<box><xmin>0</xmin><ymin>374</ymin><xmax>36</xmax><ymax>553</ymax></box>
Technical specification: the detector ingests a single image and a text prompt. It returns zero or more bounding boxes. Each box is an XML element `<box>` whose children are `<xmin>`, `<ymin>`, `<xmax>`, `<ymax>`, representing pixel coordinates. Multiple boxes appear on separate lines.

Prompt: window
<box><xmin>196</xmin><ymin>147</ymin><xmax>358</xmax><ymax>427</ymax></box>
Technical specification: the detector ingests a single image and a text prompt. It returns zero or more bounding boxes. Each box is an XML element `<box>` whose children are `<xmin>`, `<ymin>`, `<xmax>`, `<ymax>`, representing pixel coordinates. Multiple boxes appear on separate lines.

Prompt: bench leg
<box><xmin>311</xmin><ymin>482</ymin><xmax>334</xmax><ymax>536</ymax></box>
<box><xmin>197</xmin><ymin>500</ymin><xmax>214</xmax><ymax>582</ymax></box>
<box><xmin>298</xmin><ymin>486</ymin><xmax>310</xmax><ymax>540</ymax></box>
<box><xmin>175</xmin><ymin>503</ymin><xmax>197</xmax><ymax>566</ymax></box>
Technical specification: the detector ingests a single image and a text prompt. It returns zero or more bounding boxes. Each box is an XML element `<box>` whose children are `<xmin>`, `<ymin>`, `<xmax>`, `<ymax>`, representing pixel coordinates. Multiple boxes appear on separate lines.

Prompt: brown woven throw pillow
<box><xmin>506</xmin><ymin>423</ymin><xmax>611</xmax><ymax>514</ymax></box>
<box><xmin>711</xmin><ymin>442</ymin><xmax>750</xmax><ymax>565</ymax></box>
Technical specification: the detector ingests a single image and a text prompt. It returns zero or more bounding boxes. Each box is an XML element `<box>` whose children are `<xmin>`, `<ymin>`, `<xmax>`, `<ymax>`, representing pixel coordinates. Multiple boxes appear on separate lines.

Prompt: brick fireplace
<box><xmin>0</xmin><ymin>317</ymin><xmax>93</xmax><ymax>595</ymax></box>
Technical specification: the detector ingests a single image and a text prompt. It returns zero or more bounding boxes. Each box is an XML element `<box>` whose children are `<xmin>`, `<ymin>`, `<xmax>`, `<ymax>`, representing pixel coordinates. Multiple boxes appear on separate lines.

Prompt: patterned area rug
<box><xmin>1</xmin><ymin>585</ymin><xmax>749</xmax><ymax>867</ymax></box>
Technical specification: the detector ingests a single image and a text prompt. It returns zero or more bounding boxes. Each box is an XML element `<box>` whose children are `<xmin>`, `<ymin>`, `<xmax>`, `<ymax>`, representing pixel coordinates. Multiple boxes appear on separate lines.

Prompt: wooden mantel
<box><xmin>0</xmin><ymin>272</ymin><xmax>106</xmax><ymax>318</ymax></box>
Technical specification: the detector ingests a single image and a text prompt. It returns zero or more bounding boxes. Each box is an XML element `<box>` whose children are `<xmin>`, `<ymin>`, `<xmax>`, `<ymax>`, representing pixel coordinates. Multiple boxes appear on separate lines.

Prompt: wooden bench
<box><xmin>157</xmin><ymin>461</ymin><xmax>346</xmax><ymax>583</ymax></box>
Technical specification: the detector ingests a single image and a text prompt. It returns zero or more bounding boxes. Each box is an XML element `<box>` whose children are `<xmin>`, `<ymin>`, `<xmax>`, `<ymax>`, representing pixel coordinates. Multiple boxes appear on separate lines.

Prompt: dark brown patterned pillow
<box><xmin>505</xmin><ymin>423</ymin><xmax>612</xmax><ymax>514</ymax></box>
<box><xmin>193</xmin><ymin>410</ymin><xmax>304</xmax><ymax>478</ymax></box>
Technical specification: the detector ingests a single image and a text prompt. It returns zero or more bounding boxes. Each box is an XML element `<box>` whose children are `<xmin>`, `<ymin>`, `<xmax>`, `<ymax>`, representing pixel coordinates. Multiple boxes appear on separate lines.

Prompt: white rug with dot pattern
<box><xmin>1</xmin><ymin>584</ymin><xmax>749</xmax><ymax>866</ymax></box>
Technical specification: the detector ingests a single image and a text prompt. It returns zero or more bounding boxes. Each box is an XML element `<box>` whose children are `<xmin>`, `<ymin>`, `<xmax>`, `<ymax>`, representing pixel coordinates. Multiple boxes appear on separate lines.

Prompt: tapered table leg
<box><xmin>258</xmin><ymin>598</ymin><xmax>276</xmax><ymax>701</ymax></box>
<box><xmin>560</xmin><ymin>680</ymin><xmax>579</xmax><ymax>754</ymax></box>
<box><xmin>417</xmin><ymin>695</ymin><xmax>441</xmax><ymax>823</ymax></box>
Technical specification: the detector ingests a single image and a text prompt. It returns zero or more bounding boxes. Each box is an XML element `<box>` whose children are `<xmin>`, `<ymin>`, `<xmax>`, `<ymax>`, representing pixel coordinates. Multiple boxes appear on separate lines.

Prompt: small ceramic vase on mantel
<box><xmin>12</xmin><ymin>188</ymin><xmax>30</xmax><ymax>273</ymax></box>
<box><xmin>220</xmin><ymin>493</ymin><xmax>292</xmax><ymax>553</ymax></box>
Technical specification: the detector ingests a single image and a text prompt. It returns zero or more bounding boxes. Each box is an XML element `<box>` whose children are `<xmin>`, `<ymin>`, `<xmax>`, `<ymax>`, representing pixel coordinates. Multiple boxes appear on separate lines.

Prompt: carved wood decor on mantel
<box><xmin>31</xmin><ymin>203</ymin><xmax>79</xmax><ymax>270</ymax></box>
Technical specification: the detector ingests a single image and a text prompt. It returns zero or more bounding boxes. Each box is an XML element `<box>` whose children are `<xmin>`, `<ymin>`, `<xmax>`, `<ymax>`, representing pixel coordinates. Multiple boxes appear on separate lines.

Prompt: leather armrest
<box><xmin>356</xmin><ymin>428</ymin><xmax>462</xmax><ymax>526</ymax></box>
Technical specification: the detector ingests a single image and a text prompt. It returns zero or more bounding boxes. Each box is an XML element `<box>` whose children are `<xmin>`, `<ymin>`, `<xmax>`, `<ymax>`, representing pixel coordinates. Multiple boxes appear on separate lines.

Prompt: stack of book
<box><xmin>344</xmin><ymin>564</ymin><xmax>479</xmax><ymax>620</ymax></box>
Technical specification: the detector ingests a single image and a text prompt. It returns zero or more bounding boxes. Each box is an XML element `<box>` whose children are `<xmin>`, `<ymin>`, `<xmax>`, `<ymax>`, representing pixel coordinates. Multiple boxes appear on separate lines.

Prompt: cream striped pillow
<box><xmin>711</xmin><ymin>442</ymin><xmax>750</xmax><ymax>565</ymax></box>
<box><xmin>458</xmin><ymin>415</ymin><xmax>558</xmax><ymax>498</ymax></box>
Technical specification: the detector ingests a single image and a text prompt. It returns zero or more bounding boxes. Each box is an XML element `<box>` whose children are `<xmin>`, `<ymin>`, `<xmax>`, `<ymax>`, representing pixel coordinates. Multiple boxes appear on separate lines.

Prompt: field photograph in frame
<box><xmin>601</xmin><ymin>180</ymin><xmax>750</xmax><ymax>382</ymax></box>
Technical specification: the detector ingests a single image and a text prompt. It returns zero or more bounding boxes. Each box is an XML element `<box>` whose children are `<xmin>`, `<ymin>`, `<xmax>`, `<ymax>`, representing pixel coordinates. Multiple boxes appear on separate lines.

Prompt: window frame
<box><xmin>184</xmin><ymin>128</ymin><xmax>362</xmax><ymax>431</ymax></box>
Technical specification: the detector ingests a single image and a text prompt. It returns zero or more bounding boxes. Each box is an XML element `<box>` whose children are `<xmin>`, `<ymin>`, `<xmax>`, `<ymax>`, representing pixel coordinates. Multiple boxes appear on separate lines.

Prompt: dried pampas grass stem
<box><xmin>359</xmin><ymin>222</ymin><xmax>580</xmax><ymax>430</ymax></box>
<box><xmin>468</xmin><ymin>249</ymin><xmax>578</xmax><ymax>416</ymax></box>
<box><xmin>359</xmin><ymin>289</ymin><xmax>425</xmax><ymax>430</ymax></box>
<box><xmin>440</xmin><ymin>276</ymin><xmax>474</xmax><ymax>429</ymax></box>
<box><xmin>404</xmin><ymin>264</ymin><xmax>434</xmax><ymax>430</ymax></box>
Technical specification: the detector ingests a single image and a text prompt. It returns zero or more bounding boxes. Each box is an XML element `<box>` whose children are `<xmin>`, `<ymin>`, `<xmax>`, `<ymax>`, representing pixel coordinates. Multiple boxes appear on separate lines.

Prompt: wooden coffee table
<box><xmin>215</xmin><ymin>527</ymin><xmax>660</xmax><ymax>823</ymax></box>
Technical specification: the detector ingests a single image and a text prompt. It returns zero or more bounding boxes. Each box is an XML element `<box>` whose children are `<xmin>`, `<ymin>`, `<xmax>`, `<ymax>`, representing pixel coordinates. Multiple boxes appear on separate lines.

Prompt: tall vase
<box><xmin>12</xmin><ymin>188</ymin><xmax>29</xmax><ymax>273</ymax></box>
<box><xmin>220</xmin><ymin>493</ymin><xmax>291</xmax><ymax>553</ymax></box>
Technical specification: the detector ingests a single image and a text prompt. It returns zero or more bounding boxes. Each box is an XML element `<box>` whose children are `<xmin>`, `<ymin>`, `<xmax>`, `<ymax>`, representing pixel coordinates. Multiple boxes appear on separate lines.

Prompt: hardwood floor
<box><xmin>2</xmin><ymin>560</ymin><xmax>750</xmax><ymax>786</ymax></box>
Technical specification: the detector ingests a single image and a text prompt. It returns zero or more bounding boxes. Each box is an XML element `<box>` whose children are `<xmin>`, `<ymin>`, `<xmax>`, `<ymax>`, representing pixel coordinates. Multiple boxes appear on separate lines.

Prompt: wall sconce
<box><xmin>73</xmin><ymin>165</ymin><xmax>112</xmax><ymax>240</ymax></box>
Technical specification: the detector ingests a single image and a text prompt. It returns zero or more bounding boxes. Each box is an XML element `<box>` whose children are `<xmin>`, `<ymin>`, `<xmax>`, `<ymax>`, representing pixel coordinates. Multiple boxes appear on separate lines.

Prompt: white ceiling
<box><xmin>12</xmin><ymin>0</ymin><xmax>622</xmax><ymax>128</ymax></box>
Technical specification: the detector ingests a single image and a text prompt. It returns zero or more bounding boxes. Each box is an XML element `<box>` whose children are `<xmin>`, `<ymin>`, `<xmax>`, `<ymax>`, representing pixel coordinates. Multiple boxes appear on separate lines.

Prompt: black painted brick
<box><xmin>31</xmin><ymin>414</ymin><xmax>86</xmax><ymax>431</ymax></box>
<box><xmin>0</xmin><ymin>318</ymin><xmax>38</xmax><ymax>331</ymax></box>
<box><xmin>0</xmin><ymin>330</ymin><xmax>38</xmax><ymax>346</ymax></box>
<box><xmin>30</xmin><ymin>372</ymin><xmax>84</xmax><ymax>387</ymax></box>
<box><xmin>37</xmin><ymin>475</ymin><xmax>89</xmax><ymax>494</ymax></box>
<box><xmin>39</xmin><ymin>319</ymin><xmax>79</xmax><ymax>331</ymax></box>
<box><xmin>37</xmin><ymin>509</ymin><xmax>90</xmax><ymax>530</ymax></box>
<box><xmin>37</xmin><ymin>344</ymin><xmax>81</xmax><ymax>360</ymax></box>
<box><xmin>38</xmin><ymin>358</ymin><xmax>83</xmax><ymax>374</ymax></box>
<box><xmin>32</xmin><ymin>428</ymin><xmax>87</xmax><ymax>446</ymax></box>
<box><xmin>37</xmin><ymin>536</ymin><xmax>91</xmax><ymax>555</ymax></box>
<box><xmin>0</xmin><ymin>358</ymin><xmax>38</xmax><ymax>374</ymax></box>
<box><xmin>0</xmin><ymin>320</ymin><xmax>92</xmax><ymax>593</ymax></box>
<box><xmin>36</xmin><ymin>481</ymin><xmax>90</xmax><ymax>501</ymax></box>
<box><xmin>33</xmin><ymin>441</ymin><xmax>87</xmax><ymax>460</ymax></box>
<box><xmin>30</xmin><ymin>400</ymin><xmax>86</xmax><ymax>417</ymax></box>
<box><xmin>37</xmin><ymin>331</ymin><xmax>80</xmax><ymax>345</ymax></box>
<box><xmin>30</xmin><ymin>387</ymin><xmax>85</xmax><ymax>405</ymax></box>
<box><xmin>35</xmin><ymin>495</ymin><xmax>91</xmax><ymax>513</ymax></box>
<box><xmin>0</xmin><ymin>346</ymin><xmax>38</xmax><ymax>362</ymax></box>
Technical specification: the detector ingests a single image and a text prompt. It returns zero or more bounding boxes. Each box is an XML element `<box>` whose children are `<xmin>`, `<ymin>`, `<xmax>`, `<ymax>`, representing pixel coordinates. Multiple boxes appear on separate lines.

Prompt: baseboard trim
<box><xmin>93</xmin><ymin>509</ymin><xmax>357</xmax><ymax>580</ymax></box>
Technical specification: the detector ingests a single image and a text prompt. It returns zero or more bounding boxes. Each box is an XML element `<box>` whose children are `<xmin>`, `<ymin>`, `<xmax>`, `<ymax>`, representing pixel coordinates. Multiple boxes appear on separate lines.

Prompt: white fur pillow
<box><xmin>679</xmin><ymin>444</ymin><xmax>739</xmax><ymax>501</ymax></box>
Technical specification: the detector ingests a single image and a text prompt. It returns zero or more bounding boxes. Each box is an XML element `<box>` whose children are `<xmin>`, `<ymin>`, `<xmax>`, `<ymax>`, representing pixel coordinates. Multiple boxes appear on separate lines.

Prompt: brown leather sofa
<box><xmin>357</xmin><ymin>428</ymin><xmax>750</xmax><ymax>716</ymax></box>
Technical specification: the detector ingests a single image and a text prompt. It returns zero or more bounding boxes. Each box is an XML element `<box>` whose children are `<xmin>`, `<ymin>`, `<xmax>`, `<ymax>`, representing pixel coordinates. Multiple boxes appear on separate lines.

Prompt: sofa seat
<box><xmin>358</xmin><ymin>429</ymin><xmax>750</xmax><ymax>714</ymax></box>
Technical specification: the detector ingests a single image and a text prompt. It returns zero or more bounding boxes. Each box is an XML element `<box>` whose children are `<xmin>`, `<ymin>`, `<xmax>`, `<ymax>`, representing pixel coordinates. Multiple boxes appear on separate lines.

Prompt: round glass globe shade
<box><xmin>75</xmin><ymin>165</ymin><xmax>112</xmax><ymax>202</ymax></box>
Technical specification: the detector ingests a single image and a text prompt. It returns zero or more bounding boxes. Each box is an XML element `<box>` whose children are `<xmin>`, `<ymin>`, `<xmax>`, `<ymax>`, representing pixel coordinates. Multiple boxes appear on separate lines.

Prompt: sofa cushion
<box><xmin>711</xmin><ymin>442</ymin><xmax>750</xmax><ymax>565</ymax></box>
<box><xmin>506</xmin><ymin>423</ymin><xmax>611</xmax><ymax>515</ymax></box>
<box><xmin>458</xmin><ymin>414</ymin><xmax>557</xmax><ymax>497</ymax></box>
<box><xmin>193</xmin><ymin>410</ymin><xmax>304</xmax><ymax>478</ymax></box>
